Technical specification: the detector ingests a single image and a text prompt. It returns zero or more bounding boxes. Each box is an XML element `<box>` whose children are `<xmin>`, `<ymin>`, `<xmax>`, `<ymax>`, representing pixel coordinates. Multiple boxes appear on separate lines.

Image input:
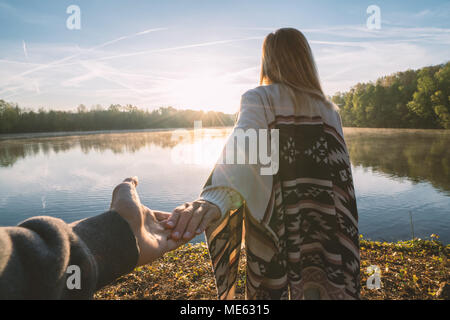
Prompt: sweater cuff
<box><xmin>200</xmin><ymin>188</ymin><xmax>242</xmax><ymax>216</ymax></box>
<box><xmin>70</xmin><ymin>211</ymin><xmax>139</xmax><ymax>290</ymax></box>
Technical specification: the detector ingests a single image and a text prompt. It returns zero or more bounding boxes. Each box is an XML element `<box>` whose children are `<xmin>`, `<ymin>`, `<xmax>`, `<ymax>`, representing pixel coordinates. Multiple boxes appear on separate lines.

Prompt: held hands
<box><xmin>110</xmin><ymin>177</ymin><xmax>185</xmax><ymax>266</ymax></box>
<box><xmin>165</xmin><ymin>200</ymin><xmax>221</xmax><ymax>241</ymax></box>
<box><xmin>110</xmin><ymin>177</ymin><xmax>221</xmax><ymax>266</ymax></box>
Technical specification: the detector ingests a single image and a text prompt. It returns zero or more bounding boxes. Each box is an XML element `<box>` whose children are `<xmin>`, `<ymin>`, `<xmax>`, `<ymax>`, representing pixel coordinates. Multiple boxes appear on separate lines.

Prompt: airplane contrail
<box><xmin>1</xmin><ymin>31</ymin><xmax>262</xmax><ymax>100</ymax></box>
<box><xmin>96</xmin><ymin>36</ymin><xmax>264</xmax><ymax>61</ymax></box>
<box><xmin>2</xmin><ymin>27</ymin><xmax>168</xmax><ymax>88</ymax></box>
<box><xmin>22</xmin><ymin>40</ymin><xmax>29</xmax><ymax>60</ymax></box>
<box><xmin>0</xmin><ymin>59</ymin><xmax>43</xmax><ymax>66</ymax></box>
<box><xmin>21</xmin><ymin>40</ymin><xmax>41</xmax><ymax>94</ymax></box>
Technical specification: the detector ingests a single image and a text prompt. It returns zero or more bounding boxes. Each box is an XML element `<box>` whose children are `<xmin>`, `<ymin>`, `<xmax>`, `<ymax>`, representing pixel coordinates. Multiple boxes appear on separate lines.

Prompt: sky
<box><xmin>0</xmin><ymin>0</ymin><xmax>449</xmax><ymax>113</ymax></box>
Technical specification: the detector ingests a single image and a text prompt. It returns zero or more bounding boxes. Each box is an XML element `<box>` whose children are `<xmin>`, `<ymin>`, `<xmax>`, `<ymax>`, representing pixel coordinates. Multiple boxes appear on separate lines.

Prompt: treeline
<box><xmin>332</xmin><ymin>62</ymin><xmax>450</xmax><ymax>129</ymax></box>
<box><xmin>0</xmin><ymin>103</ymin><xmax>235</xmax><ymax>134</ymax></box>
<box><xmin>2</xmin><ymin>62</ymin><xmax>449</xmax><ymax>133</ymax></box>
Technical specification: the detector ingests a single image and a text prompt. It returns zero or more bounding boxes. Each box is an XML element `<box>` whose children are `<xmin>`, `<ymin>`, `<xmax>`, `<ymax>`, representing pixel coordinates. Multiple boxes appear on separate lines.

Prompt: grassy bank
<box><xmin>95</xmin><ymin>236</ymin><xmax>449</xmax><ymax>300</ymax></box>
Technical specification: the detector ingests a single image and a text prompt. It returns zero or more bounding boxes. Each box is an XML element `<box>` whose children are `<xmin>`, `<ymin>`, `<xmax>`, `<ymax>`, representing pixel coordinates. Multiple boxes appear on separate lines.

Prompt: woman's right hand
<box><xmin>165</xmin><ymin>200</ymin><xmax>221</xmax><ymax>241</ymax></box>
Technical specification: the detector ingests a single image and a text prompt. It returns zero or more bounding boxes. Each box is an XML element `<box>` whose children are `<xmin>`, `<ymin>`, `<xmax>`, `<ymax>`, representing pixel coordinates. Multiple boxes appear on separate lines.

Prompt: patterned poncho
<box><xmin>202</xmin><ymin>84</ymin><xmax>360</xmax><ymax>300</ymax></box>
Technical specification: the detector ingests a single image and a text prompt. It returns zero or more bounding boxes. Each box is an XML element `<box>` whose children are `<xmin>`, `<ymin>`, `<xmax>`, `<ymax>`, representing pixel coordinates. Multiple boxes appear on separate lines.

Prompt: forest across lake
<box><xmin>1</xmin><ymin>63</ymin><xmax>449</xmax><ymax>133</ymax></box>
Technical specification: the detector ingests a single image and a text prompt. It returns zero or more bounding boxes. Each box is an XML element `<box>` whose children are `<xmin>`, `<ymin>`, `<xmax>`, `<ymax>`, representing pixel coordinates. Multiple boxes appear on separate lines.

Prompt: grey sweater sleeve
<box><xmin>0</xmin><ymin>211</ymin><xmax>139</xmax><ymax>299</ymax></box>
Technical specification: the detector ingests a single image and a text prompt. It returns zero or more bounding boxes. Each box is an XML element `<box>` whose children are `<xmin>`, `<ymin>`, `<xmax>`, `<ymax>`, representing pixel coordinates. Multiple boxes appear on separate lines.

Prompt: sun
<box><xmin>167</xmin><ymin>69</ymin><xmax>242</xmax><ymax>113</ymax></box>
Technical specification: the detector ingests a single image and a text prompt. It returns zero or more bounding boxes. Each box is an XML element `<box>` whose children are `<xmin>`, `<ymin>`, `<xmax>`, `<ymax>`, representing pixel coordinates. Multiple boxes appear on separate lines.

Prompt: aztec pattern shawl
<box><xmin>203</xmin><ymin>85</ymin><xmax>360</xmax><ymax>300</ymax></box>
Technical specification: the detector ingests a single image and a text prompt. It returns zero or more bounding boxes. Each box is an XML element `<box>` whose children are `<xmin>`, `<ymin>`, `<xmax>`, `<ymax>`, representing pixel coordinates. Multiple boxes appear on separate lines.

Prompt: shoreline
<box><xmin>1</xmin><ymin>126</ymin><xmax>448</xmax><ymax>141</ymax></box>
<box><xmin>95</xmin><ymin>237</ymin><xmax>449</xmax><ymax>300</ymax></box>
<box><xmin>0</xmin><ymin>126</ymin><xmax>233</xmax><ymax>141</ymax></box>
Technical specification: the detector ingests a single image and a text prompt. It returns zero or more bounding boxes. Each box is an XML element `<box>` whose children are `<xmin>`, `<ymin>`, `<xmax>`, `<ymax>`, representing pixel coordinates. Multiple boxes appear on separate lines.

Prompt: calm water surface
<box><xmin>0</xmin><ymin>128</ymin><xmax>449</xmax><ymax>243</ymax></box>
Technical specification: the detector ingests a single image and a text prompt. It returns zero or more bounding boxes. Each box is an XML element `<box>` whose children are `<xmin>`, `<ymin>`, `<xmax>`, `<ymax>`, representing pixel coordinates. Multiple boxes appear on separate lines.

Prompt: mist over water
<box><xmin>0</xmin><ymin>128</ymin><xmax>449</xmax><ymax>243</ymax></box>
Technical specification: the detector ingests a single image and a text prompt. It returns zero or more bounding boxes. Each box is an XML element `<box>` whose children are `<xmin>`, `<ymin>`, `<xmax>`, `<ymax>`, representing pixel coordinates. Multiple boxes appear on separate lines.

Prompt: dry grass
<box><xmin>95</xmin><ymin>236</ymin><xmax>449</xmax><ymax>300</ymax></box>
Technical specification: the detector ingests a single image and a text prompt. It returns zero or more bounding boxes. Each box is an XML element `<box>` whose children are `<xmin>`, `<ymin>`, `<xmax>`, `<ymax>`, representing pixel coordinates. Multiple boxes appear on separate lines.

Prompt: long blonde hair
<box><xmin>260</xmin><ymin>28</ymin><xmax>333</xmax><ymax>107</ymax></box>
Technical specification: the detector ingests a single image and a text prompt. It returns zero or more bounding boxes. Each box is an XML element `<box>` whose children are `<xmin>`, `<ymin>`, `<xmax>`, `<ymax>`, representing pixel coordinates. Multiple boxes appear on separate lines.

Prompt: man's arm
<box><xmin>0</xmin><ymin>210</ymin><xmax>139</xmax><ymax>300</ymax></box>
<box><xmin>0</xmin><ymin>176</ymin><xmax>185</xmax><ymax>300</ymax></box>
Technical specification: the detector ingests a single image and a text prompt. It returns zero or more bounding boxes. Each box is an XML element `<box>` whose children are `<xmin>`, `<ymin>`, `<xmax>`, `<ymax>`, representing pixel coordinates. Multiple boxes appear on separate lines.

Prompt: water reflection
<box><xmin>344</xmin><ymin>128</ymin><xmax>450</xmax><ymax>195</ymax></box>
<box><xmin>0</xmin><ymin>128</ymin><xmax>230</xmax><ymax>167</ymax></box>
<box><xmin>1</xmin><ymin>128</ymin><xmax>449</xmax><ymax>193</ymax></box>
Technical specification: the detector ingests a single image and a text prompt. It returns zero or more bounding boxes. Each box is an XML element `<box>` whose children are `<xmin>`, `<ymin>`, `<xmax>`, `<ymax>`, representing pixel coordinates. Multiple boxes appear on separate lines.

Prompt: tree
<box><xmin>77</xmin><ymin>104</ymin><xmax>87</xmax><ymax>113</ymax></box>
<box><xmin>0</xmin><ymin>102</ymin><xmax>235</xmax><ymax>134</ymax></box>
<box><xmin>335</xmin><ymin>62</ymin><xmax>449</xmax><ymax>129</ymax></box>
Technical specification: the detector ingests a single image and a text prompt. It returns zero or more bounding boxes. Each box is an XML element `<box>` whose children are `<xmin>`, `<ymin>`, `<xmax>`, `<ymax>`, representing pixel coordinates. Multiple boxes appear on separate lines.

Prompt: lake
<box><xmin>0</xmin><ymin>128</ymin><xmax>449</xmax><ymax>244</ymax></box>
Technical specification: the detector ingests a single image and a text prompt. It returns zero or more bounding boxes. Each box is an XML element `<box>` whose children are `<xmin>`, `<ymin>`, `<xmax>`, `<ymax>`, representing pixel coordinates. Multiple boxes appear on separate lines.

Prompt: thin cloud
<box><xmin>2</xmin><ymin>27</ymin><xmax>168</xmax><ymax>86</ymax></box>
<box><xmin>96</xmin><ymin>36</ymin><xmax>264</xmax><ymax>61</ymax></box>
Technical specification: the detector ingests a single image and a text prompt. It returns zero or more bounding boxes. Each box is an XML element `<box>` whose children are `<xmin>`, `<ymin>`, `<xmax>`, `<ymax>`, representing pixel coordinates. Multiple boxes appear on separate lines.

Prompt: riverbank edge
<box><xmin>1</xmin><ymin>127</ymin><xmax>448</xmax><ymax>141</ymax></box>
<box><xmin>0</xmin><ymin>126</ymin><xmax>234</xmax><ymax>141</ymax></box>
<box><xmin>94</xmin><ymin>236</ymin><xmax>449</xmax><ymax>300</ymax></box>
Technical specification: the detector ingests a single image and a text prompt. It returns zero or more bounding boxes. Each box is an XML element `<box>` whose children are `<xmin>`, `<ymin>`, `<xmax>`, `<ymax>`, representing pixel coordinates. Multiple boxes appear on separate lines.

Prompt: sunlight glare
<box><xmin>167</xmin><ymin>68</ymin><xmax>240</xmax><ymax>113</ymax></box>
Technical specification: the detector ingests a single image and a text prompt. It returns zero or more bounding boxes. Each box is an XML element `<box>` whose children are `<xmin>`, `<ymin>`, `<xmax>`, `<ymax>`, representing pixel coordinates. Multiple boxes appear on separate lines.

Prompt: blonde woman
<box><xmin>166</xmin><ymin>28</ymin><xmax>360</xmax><ymax>300</ymax></box>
